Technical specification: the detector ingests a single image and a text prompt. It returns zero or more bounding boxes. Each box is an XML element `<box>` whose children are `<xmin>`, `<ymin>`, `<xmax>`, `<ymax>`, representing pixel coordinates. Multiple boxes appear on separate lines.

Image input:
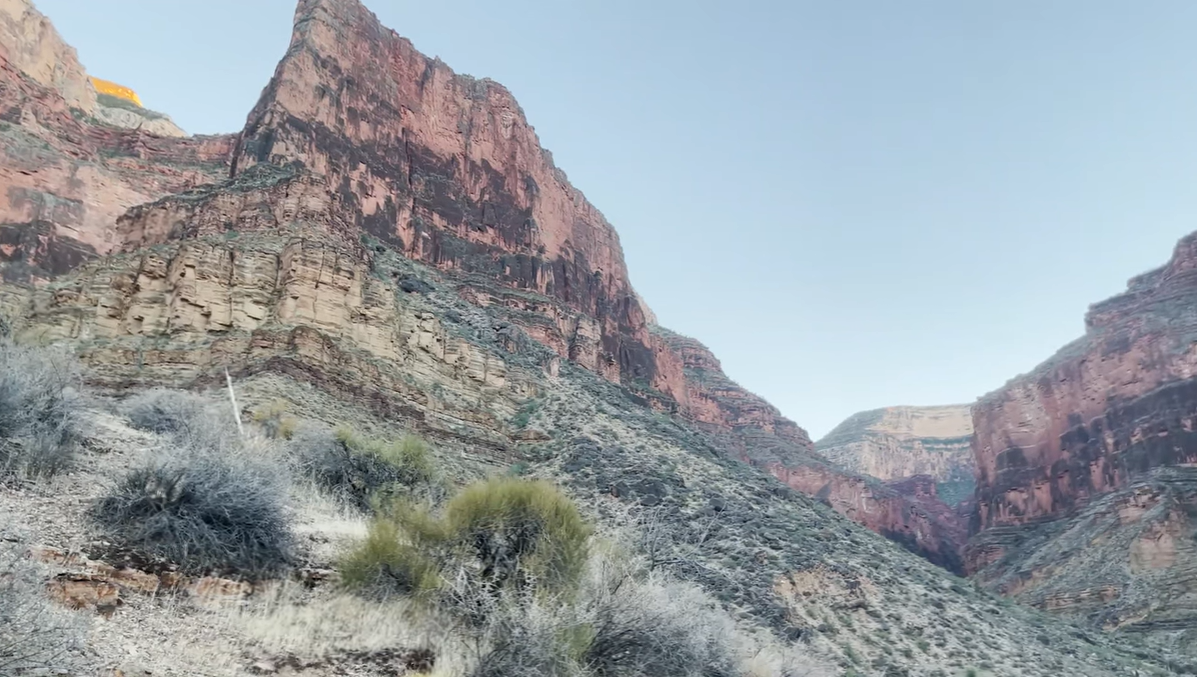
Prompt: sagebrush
<box><xmin>123</xmin><ymin>388</ymin><xmax>237</xmax><ymax>452</ymax></box>
<box><xmin>0</xmin><ymin>340</ymin><xmax>83</xmax><ymax>479</ymax></box>
<box><xmin>0</xmin><ymin>542</ymin><xmax>91</xmax><ymax>674</ymax></box>
<box><xmin>90</xmin><ymin>447</ymin><xmax>294</xmax><ymax>577</ymax></box>
<box><xmin>291</xmin><ymin>425</ymin><xmax>439</xmax><ymax>510</ymax></box>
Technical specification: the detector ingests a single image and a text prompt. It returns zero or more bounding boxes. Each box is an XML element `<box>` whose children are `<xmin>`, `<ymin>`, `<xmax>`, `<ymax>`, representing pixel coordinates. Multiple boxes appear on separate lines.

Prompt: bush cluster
<box><xmin>340</xmin><ymin>478</ymin><xmax>813</xmax><ymax>677</ymax></box>
<box><xmin>0</xmin><ymin>340</ymin><xmax>83</xmax><ymax>479</ymax></box>
<box><xmin>343</xmin><ymin>477</ymin><xmax>589</xmax><ymax>605</ymax></box>
<box><xmin>0</xmin><ymin>542</ymin><xmax>91</xmax><ymax>674</ymax></box>
<box><xmin>291</xmin><ymin>425</ymin><xmax>438</xmax><ymax>511</ymax></box>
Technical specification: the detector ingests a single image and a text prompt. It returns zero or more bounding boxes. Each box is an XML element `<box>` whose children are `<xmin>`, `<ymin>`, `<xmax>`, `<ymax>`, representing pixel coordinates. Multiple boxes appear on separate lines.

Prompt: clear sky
<box><xmin>35</xmin><ymin>0</ymin><xmax>1197</xmax><ymax>439</ymax></box>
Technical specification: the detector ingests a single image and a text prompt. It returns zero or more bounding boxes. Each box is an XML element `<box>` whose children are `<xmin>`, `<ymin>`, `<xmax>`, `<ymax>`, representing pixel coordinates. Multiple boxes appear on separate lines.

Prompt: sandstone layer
<box><xmin>968</xmin><ymin>231</ymin><xmax>1197</xmax><ymax>640</ymax></box>
<box><xmin>818</xmin><ymin>404</ymin><xmax>977</xmax><ymax>506</ymax></box>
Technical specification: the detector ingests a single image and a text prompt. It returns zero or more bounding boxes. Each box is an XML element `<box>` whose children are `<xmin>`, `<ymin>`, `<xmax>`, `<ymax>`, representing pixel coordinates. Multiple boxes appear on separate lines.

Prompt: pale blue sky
<box><xmin>36</xmin><ymin>0</ymin><xmax>1197</xmax><ymax>438</ymax></box>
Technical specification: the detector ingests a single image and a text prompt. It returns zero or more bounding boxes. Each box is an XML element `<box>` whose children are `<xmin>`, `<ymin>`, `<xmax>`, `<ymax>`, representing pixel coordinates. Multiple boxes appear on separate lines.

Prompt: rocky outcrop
<box><xmin>92</xmin><ymin>97</ymin><xmax>187</xmax><ymax>138</ymax></box>
<box><xmin>0</xmin><ymin>0</ymin><xmax>95</xmax><ymax>113</ymax></box>
<box><xmin>0</xmin><ymin>0</ymin><xmax>228</xmax><ymax>281</ymax></box>
<box><xmin>967</xmin><ymin>231</ymin><xmax>1197</xmax><ymax>636</ymax></box>
<box><xmin>818</xmin><ymin>405</ymin><xmax>976</xmax><ymax>506</ymax></box>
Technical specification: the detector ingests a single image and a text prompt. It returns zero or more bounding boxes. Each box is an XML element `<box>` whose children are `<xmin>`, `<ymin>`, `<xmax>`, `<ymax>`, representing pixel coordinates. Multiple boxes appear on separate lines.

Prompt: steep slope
<box><xmin>818</xmin><ymin>405</ymin><xmax>977</xmax><ymax>506</ymax></box>
<box><xmin>968</xmin><ymin>231</ymin><xmax>1197</xmax><ymax>642</ymax></box>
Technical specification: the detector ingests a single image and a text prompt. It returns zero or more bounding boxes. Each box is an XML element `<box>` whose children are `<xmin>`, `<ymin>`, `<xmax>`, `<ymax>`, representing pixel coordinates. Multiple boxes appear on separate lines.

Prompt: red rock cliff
<box><xmin>653</xmin><ymin>327</ymin><xmax>966</xmax><ymax>572</ymax></box>
<box><xmin>0</xmin><ymin>0</ymin><xmax>233</xmax><ymax>279</ymax></box>
<box><xmin>189</xmin><ymin>0</ymin><xmax>655</xmax><ymax>388</ymax></box>
<box><xmin>968</xmin><ymin>231</ymin><xmax>1197</xmax><ymax>568</ymax></box>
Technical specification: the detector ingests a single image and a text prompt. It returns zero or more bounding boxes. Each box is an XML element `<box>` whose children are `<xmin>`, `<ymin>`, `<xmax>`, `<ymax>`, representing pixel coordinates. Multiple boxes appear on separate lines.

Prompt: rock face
<box><xmin>0</xmin><ymin>0</ymin><xmax>94</xmax><ymax>113</ymax></box>
<box><xmin>0</xmin><ymin>0</ymin><xmax>231</xmax><ymax>280</ymax></box>
<box><xmin>2</xmin><ymin>0</ymin><xmax>965</xmax><ymax>572</ymax></box>
<box><xmin>818</xmin><ymin>405</ymin><xmax>977</xmax><ymax>506</ymax></box>
<box><xmin>91</xmin><ymin>96</ymin><xmax>187</xmax><ymax>138</ymax></box>
<box><xmin>222</xmin><ymin>0</ymin><xmax>658</xmax><ymax>389</ymax></box>
<box><xmin>968</xmin><ymin>231</ymin><xmax>1197</xmax><ymax>638</ymax></box>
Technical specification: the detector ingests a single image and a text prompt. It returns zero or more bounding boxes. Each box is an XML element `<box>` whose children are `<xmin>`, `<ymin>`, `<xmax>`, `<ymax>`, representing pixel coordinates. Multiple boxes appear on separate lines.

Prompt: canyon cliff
<box><xmin>818</xmin><ymin>405</ymin><xmax>976</xmax><ymax>506</ymax></box>
<box><xmin>4</xmin><ymin>2</ymin><xmax>1197</xmax><ymax>671</ymax></box>
<box><xmin>968</xmin><ymin>231</ymin><xmax>1197</xmax><ymax>639</ymax></box>
<box><xmin>0</xmin><ymin>0</ymin><xmax>230</xmax><ymax>280</ymax></box>
<box><xmin>0</xmin><ymin>0</ymin><xmax>971</xmax><ymax>571</ymax></box>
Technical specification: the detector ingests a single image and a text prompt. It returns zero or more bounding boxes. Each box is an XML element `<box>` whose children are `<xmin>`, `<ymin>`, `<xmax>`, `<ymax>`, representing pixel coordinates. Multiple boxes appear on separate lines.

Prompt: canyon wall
<box><xmin>0</xmin><ymin>0</ymin><xmax>232</xmax><ymax>280</ymax></box>
<box><xmin>968</xmin><ymin>231</ymin><xmax>1197</xmax><ymax>636</ymax></box>
<box><xmin>818</xmin><ymin>405</ymin><xmax>976</xmax><ymax>506</ymax></box>
<box><xmin>1</xmin><ymin>0</ymin><xmax>966</xmax><ymax>571</ymax></box>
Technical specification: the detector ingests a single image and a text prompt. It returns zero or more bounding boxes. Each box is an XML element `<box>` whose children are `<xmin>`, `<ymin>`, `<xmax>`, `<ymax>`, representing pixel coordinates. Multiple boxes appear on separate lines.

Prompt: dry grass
<box><xmin>0</xmin><ymin>542</ymin><xmax>91</xmax><ymax>674</ymax></box>
<box><xmin>0</xmin><ymin>340</ymin><xmax>83</xmax><ymax>479</ymax></box>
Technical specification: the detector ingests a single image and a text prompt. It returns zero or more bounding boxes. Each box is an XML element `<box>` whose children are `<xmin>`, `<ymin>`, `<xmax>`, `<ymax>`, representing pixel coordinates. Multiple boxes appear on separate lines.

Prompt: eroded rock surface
<box><xmin>0</xmin><ymin>0</ymin><xmax>230</xmax><ymax>280</ymax></box>
<box><xmin>967</xmin><ymin>231</ymin><xmax>1197</xmax><ymax>640</ymax></box>
<box><xmin>818</xmin><ymin>404</ymin><xmax>977</xmax><ymax>506</ymax></box>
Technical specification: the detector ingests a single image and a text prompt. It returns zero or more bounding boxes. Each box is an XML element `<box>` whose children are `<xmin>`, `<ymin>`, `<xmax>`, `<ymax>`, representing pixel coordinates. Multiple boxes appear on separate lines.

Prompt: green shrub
<box><xmin>292</xmin><ymin>425</ymin><xmax>437</xmax><ymax>511</ymax></box>
<box><xmin>252</xmin><ymin>400</ymin><xmax>297</xmax><ymax>440</ymax></box>
<box><xmin>510</xmin><ymin>399</ymin><xmax>540</xmax><ymax>429</ymax></box>
<box><xmin>90</xmin><ymin>447</ymin><xmax>294</xmax><ymax>577</ymax></box>
<box><xmin>343</xmin><ymin>477</ymin><xmax>590</xmax><ymax>605</ymax></box>
<box><xmin>446</xmin><ymin>477</ymin><xmax>591</xmax><ymax>594</ymax></box>
<box><xmin>0</xmin><ymin>341</ymin><xmax>82</xmax><ymax>479</ymax></box>
<box><xmin>339</xmin><ymin>514</ymin><xmax>442</xmax><ymax>599</ymax></box>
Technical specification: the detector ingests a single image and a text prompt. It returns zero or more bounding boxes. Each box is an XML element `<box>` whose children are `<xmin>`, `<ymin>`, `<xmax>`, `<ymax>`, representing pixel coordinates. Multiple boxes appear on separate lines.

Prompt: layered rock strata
<box><xmin>968</xmin><ymin>231</ymin><xmax>1197</xmax><ymax>637</ymax></box>
<box><xmin>818</xmin><ymin>405</ymin><xmax>977</xmax><ymax>506</ymax></box>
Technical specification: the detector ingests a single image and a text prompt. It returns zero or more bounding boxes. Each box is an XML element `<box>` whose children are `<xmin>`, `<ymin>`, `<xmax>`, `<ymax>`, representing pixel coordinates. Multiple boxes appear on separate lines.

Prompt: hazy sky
<box><xmin>36</xmin><ymin>0</ymin><xmax>1197</xmax><ymax>439</ymax></box>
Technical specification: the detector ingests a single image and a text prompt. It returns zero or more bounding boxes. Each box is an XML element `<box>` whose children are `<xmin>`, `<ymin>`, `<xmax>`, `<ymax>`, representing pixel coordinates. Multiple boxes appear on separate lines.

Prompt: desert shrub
<box><xmin>90</xmin><ymin>447</ymin><xmax>294</xmax><ymax>577</ymax></box>
<box><xmin>123</xmin><ymin>388</ymin><xmax>240</xmax><ymax>453</ymax></box>
<box><xmin>0</xmin><ymin>341</ymin><xmax>83</xmax><ymax>479</ymax></box>
<box><xmin>340</xmin><ymin>516</ymin><xmax>443</xmax><ymax>599</ymax></box>
<box><xmin>343</xmin><ymin>477</ymin><xmax>590</xmax><ymax>605</ymax></box>
<box><xmin>291</xmin><ymin>425</ymin><xmax>438</xmax><ymax>510</ymax></box>
<box><xmin>446</xmin><ymin>478</ymin><xmax>590</xmax><ymax>595</ymax></box>
<box><xmin>253</xmin><ymin>400</ymin><xmax>297</xmax><ymax>440</ymax></box>
<box><xmin>467</xmin><ymin>592</ymin><xmax>582</xmax><ymax>677</ymax></box>
<box><xmin>572</xmin><ymin>546</ymin><xmax>741</xmax><ymax>677</ymax></box>
<box><xmin>0</xmin><ymin>542</ymin><xmax>90</xmax><ymax>674</ymax></box>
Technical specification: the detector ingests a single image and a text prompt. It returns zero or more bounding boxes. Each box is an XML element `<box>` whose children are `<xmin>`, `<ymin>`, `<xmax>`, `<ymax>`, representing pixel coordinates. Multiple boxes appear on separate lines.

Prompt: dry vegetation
<box><xmin>0</xmin><ymin>336</ymin><xmax>829</xmax><ymax>676</ymax></box>
<box><xmin>0</xmin><ymin>328</ymin><xmax>1184</xmax><ymax>677</ymax></box>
